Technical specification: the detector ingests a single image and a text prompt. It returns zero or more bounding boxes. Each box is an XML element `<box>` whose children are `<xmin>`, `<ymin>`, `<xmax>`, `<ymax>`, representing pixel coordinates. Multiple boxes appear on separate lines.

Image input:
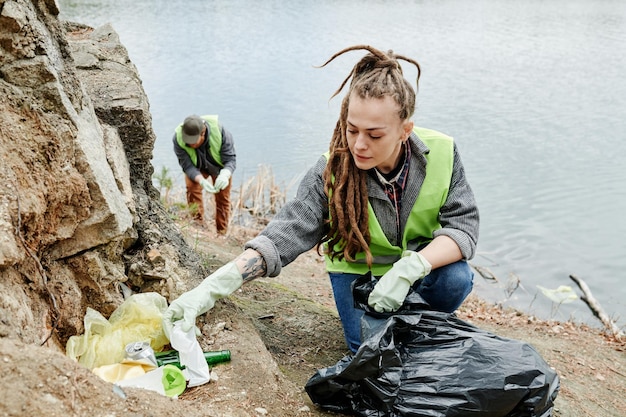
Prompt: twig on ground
<box><xmin>505</xmin><ymin>273</ymin><xmax>521</xmax><ymax>299</ymax></box>
<box><xmin>470</xmin><ymin>263</ymin><xmax>498</xmax><ymax>282</ymax></box>
<box><xmin>607</xmin><ymin>366</ymin><xmax>626</xmax><ymax>378</ymax></box>
<box><xmin>569</xmin><ymin>274</ymin><xmax>623</xmax><ymax>340</ymax></box>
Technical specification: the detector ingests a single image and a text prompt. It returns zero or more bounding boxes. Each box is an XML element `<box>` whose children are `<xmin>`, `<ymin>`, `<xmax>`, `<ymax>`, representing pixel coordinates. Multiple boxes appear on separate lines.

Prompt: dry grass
<box><xmin>157</xmin><ymin>164</ymin><xmax>292</xmax><ymax>232</ymax></box>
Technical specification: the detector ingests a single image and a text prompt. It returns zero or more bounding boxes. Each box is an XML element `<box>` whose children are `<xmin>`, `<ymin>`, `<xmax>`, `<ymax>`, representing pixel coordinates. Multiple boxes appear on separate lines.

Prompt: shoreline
<box><xmin>159</xmin><ymin>176</ymin><xmax>624</xmax><ymax>340</ymax></box>
<box><xmin>176</xmin><ymin>219</ymin><xmax>626</xmax><ymax>416</ymax></box>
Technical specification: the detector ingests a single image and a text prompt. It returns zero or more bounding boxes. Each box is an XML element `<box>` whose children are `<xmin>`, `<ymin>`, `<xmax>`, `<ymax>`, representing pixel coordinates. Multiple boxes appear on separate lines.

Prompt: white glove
<box><xmin>162</xmin><ymin>262</ymin><xmax>243</xmax><ymax>340</ymax></box>
<box><xmin>213</xmin><ymin>169</ymin><xmax>231</xmax><ymax>191</ymax></box>
<box><xmin>199</xmin><ymin>178</ymin><xmax>217</xmax><ymax>194</ymax></box>
<box><xmin>367</xmin><ymin>251</ymin><xmax>432</xmax><ymax>313</ymax></box>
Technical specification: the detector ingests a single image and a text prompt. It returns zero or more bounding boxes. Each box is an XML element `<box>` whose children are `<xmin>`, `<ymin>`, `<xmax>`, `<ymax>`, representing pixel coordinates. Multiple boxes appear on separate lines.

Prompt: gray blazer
<box><xmin>245</xmin><ymin>130</ymin><xmax>479</xmax><ymax>277</ymax></box>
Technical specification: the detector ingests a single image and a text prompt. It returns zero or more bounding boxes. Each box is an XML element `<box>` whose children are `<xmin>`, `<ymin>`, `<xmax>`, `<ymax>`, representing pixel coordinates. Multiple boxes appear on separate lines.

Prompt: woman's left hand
<box><xmin>367</xmin><ymin>251</ymin><xmax>432</xmax><ymax>312</ymax></box>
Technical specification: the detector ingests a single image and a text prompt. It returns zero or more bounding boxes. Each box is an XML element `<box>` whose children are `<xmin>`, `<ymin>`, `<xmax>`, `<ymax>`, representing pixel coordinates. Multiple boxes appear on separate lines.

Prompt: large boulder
<box><xmin>0</xmin><ymin>0</ymin><xmax>204</xmax><ymax>349</ymax></box>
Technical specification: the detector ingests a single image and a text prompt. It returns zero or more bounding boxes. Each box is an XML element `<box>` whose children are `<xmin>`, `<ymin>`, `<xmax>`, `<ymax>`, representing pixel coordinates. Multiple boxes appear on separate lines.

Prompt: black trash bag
<box><xmin>305</xmin><ymin>275</ymin><xmax>560</xmax><ymax>417</ymax></box>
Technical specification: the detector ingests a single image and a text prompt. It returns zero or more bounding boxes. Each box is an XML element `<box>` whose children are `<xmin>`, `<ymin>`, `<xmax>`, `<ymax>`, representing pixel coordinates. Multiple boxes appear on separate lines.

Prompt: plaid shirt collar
<box><xmin>373</xmin><ymin>141</ymin><xmax>411</xmax><ymax>190</ymax></box>
<box><xmin>372</xmin><ymin>141</ymin><xmax>411</xmax><ymax>207</ymax></box>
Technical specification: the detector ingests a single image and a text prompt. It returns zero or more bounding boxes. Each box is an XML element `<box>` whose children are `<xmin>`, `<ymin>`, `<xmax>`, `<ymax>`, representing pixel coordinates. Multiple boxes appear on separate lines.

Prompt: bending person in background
<box><xmin>173</xmin><ymin>114</ymin><xmax>236</xmax><ymax>235</ymax></box>
<box><xmin>164</xmin><ymin>46</ymin><xmax>479</xmax><ymax>353</ymax></box>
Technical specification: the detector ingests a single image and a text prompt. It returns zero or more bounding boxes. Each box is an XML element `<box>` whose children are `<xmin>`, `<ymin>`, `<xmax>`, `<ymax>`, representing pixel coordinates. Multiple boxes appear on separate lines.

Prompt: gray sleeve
<box><xmin>245</xmin><ymin>156</ymin><xmax>328</xmax><ymax>277</ymax></box>
<box><xmin>219</xmin><ymin>125</ymin><xmax>236</xmax><ymax>173</ymax></box>
<box><xmin>173</xmin><ymin>134</ymin><xmax>201</xmax><ymax>180</ymax></box>
<box><xmin>433</xmin><ymin>143</ymin><xmax>480</xmax><ymax>259</ymax></box>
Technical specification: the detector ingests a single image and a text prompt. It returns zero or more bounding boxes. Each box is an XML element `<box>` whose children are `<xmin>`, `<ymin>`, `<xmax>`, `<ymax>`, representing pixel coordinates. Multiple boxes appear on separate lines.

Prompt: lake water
<box><xmin>58</xmin><ymin>0</ymin><xmax>626</xmax><ymax>330</ymax></box>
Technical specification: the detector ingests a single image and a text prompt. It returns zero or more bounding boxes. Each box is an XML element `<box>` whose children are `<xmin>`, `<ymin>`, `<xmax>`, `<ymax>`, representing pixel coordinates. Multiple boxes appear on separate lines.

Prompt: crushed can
<box><xmin>124</xmin><ymin>341</ymin><xmax>158</xmax><ymax>367</ymax></box>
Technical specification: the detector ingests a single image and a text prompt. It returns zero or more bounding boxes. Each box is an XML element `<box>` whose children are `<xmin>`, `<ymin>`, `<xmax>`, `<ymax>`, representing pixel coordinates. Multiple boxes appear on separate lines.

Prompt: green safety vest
<box><xmin>324</xmin><ymin>126</ymin><xmax>454</xmax><ymax>276</ymax></box>
<box><xmin>175</xmin><ymin>115</ymin><xmax>223</xmax><ymax>167</ymax></box>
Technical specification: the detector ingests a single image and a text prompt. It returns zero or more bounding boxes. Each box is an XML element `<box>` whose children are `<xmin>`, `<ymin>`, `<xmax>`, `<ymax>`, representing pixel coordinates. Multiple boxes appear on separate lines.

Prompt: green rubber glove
<box><xmin>367</xmin><ymin>251</ymin><xmax>432</xmax><ymax>313</ymax></box>
<box><xmin>213</xmin><ymin>169</ymin><xmax>231</xmax><ymax>191</ymax></box>
<box><xmin>199</xmin><ymin>178</ymin><xmax>217</xmax><ymax>194</ymax></box>
<box><xmin>162</xmin><ymin>262</ymin><xmax>243</xmax><ymax>340</ymax></box>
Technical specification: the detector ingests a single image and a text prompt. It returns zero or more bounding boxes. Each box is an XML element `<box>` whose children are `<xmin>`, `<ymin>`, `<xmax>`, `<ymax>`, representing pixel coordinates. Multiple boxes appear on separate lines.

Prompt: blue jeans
<box><xmin>329</xmin><ymin>260</ymin><xmax>474</xmax><ymax>353</ymax></box>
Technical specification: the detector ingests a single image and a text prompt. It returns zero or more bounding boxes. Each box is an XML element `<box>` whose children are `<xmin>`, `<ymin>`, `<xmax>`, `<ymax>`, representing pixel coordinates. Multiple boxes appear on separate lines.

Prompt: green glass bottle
<box><xmin>155</xmin><ymin>349</ymin><xmax>231</xmax><ymax>369</ymax></box>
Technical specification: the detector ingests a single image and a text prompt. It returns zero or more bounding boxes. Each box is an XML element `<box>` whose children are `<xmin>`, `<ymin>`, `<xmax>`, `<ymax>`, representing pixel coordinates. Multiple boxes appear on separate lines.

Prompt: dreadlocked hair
<box><xmin>316</xmin><ymin>45</ymin><xmax>421</xmax><ymax>267</ymax></box>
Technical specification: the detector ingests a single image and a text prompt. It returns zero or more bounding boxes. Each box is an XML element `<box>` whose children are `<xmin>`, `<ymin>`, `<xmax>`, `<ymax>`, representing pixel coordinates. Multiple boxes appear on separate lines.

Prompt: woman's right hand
<box><xmin>162</xmin><ymin>262</ymin><xmax>243</xmax><ymax>340</ymax></box>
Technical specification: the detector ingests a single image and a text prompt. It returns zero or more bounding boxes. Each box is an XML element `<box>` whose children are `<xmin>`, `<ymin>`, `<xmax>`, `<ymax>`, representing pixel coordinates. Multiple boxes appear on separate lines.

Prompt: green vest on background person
<box><xmin>175</xmin><ymin>115</ymin><xmax>224</xmax><ymax>167</ymax></box>
<box><xmin>325</xmin><ymin>127</ymin><xmax>454</xmax><ymax>276</ymax></box>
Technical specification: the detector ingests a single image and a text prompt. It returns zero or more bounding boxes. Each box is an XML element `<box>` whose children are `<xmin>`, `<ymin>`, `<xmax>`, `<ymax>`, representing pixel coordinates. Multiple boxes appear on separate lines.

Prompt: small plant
<box><xmin>153</xmin><ymin>166</ymin><xmax>174</xmax><ymax>205</ymax></box>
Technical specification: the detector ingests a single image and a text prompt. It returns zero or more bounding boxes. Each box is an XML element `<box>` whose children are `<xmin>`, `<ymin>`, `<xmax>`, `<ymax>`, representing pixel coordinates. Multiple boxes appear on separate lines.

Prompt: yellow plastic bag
<box><xmin>93</xmin><ymin>362</ymin><xmax>156</xmax><ymax>383</ymax></box>
<box><xmin>66</xmin><ymin>292</ymin><xmax>169</xmax><ymax>369</ymax></box>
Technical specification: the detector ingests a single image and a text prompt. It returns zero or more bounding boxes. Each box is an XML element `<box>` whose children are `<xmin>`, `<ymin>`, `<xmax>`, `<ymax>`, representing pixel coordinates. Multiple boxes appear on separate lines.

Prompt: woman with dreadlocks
<box><xmin>163</xmin><ymin>45</ymin><xmax>479</xmax><ymax>353</ymax></box>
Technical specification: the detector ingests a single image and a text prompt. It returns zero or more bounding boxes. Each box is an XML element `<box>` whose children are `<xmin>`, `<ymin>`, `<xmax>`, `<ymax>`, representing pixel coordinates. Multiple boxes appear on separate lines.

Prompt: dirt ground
<box><xmin>1</xmin><ymin>219</ymin><xmax>625</xmax><ymax>417</ymax></box>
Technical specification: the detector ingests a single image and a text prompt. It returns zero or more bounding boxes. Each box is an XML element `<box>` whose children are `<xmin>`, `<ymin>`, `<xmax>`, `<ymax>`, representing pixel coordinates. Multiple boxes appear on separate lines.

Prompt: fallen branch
<box><xmin>470</xmin><ymin>263</ymin><xmax>498</xmax><ymax>282</ymax></box>
<box><xmin>569</xmin><ymin>274</ymin><xmax>623</xmax><ymax>340</ymax></box>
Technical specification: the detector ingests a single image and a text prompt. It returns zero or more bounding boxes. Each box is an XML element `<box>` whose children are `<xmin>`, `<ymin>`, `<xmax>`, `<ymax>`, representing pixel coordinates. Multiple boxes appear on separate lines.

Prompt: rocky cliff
<box><xmin>0</xmin><ymin>0</ymin><xmax>204</xmax><ymax>350</ymax></box>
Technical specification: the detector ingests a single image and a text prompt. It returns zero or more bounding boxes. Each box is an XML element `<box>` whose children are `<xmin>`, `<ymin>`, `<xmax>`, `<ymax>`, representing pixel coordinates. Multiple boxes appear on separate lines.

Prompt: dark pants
<box><xmin>329</xmin><ymin>260</ymin><xmax>474</xmax><ymax>353</ymax></box>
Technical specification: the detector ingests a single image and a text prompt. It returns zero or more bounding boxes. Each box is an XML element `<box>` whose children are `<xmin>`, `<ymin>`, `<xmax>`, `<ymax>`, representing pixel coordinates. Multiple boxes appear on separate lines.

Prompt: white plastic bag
<box><xmin>169</xmin><ymin>321</ymin><xmax>211</xmax><ymax>387</ymax></box>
